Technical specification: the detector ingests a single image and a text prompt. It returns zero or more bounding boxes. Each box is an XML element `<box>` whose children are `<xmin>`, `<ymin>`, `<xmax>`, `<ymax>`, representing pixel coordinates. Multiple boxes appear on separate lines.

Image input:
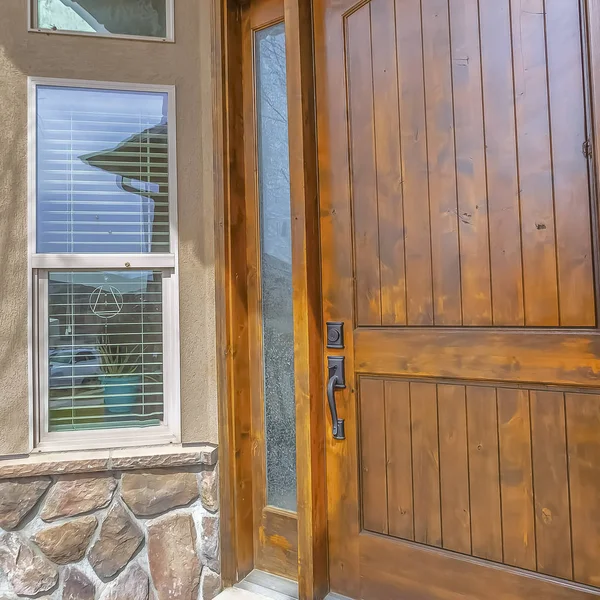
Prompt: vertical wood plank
<box><xmin>510</xmin><ymin>0</ymin><xmax>559</xmax><ymax>326</ymax></box>
<box><xmin>411</xmin><ymin>382</ymin><xmax>442</xmax><ymax>547</ymax></box>
<box><xmin>371</xmin><ymin>0</ymin><xmax>407</xmax><ymax>326</ymax></box>
<box><xmin>284</xmin><ymin>0</ymin><xmax>328</xmax><ymax>594</ymax></box>
<box><xmin>467</xmin><ymin>386</ymin><xmax>503</xmax><ymax>562</ymax></box>
<box><xmin>479</xmin><ymin>0</ymin><xmax>524</xmax><ymax>325</ymax></box>
<box><xmin>385</xmin><ymin>380</ymin><xmax>414</xmax><ymax>540</ymax></box>
<box><xmin>546</xmin><ymin>0</ymin><xmax>596</xmax><ymax>326</ymax></box>
<box><xmin>497</xmin><ymin>388</ymin><xmax>536</xmax><ymax>571</ymax></box>
<box><xmin>530</xmin><ymin>390</ymin><xmax>573</xmax><ymax>580</ymax></box>
<box><xmin>421</xmin><ymin>0</ymin><xmax>462</xmax><ymax>325</ymax></box>
<box><xmin>360</xmin><ymin>378</ymin><xmax>389</xmax><ymax>534</ymax></box>
<box><xmin>566</xmin><ymin>393</ymin><xmax>600</xmax><ymax>587</ymax></box>
<box><xmin>347</xmin><ymin>7</ymin><xmax>382</xmax><ymax>326</ymax></box>
<box><xmin>395</xmin><ymin>0</ymin><xmax>434</xmax><ymax>325</ymax></box>
<box><xmin>449</xmin><ymin>0</ymin><xmax>492</xmax><ymax>326</ymax></box>
<box><xmin>438</xmin><ymin>384</ymin><xmax>471</xmax><ymax>555</ymax></box>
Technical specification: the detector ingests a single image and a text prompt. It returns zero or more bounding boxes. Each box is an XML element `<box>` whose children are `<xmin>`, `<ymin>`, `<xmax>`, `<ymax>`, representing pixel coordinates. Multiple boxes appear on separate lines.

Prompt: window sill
<box><xmin>0</xmin><ymin>444</ymin><xmax>217</xmax><ymax>480</ymax></box>
<box><xmin>28</xmin><ymin>28</ymin><xmax>175</xmax><ymax>43</ymax></box>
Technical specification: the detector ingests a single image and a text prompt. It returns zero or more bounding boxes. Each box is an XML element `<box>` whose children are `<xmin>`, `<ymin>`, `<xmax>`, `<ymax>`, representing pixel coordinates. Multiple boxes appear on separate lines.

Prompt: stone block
<box><xmin>32</xmin><ymin>515</ymin><xmax>97</xmax><ymax>564</ymax></box>
<box><xmin>0</xmin><ymin>478</ymin><xmax>51</xmax><ymax>530</ymax></box>
<box><xmin>99</xmin><ymin>562</ymin><xmax>149</xmax><ymax>600</ymax></box>
<box><xmin>121</xmin><ymin>472</ymin><xmax>199</xmax><ymax>517</ymax></box>
<box><xmin>0</xmin><ymin>532</ymin><xmax>58</xmax><ymax>597</ymax></box>
<box><xmin>63</xmin><ymin>567</ymin><xmax>95</xmax><ymax>600</ymax></box>
<box><xmin>199</xmin><ymin>466</ymin><xmax>219</xmax><ymax>513</ymax></box>
<box><xmin>148</xmin><ymin>513</ymin><xmax>201</xmax><ymax>600</ymax></box>
<box><xmin>89</xmin><ymin>502</ymin><xmax>144</xmax><ymax>578</ymax></box>
<box><xmin>40</xmin><ymin>475</ymin><xmax>116</xmax><ymax>521</ymax></box>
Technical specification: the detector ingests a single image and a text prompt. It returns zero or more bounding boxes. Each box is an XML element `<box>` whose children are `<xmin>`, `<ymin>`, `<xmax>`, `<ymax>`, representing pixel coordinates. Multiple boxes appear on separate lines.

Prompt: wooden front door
<box><xmin>314</xmin><ymin>0</ymin><xmax>600</xmax><ymax>598</ymax></box>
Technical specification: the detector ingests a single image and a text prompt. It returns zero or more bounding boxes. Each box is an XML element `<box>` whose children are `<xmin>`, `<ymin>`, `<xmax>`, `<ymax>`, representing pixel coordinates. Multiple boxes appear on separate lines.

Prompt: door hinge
<box><xmin>583</xmin><ymin>140</ymin><xmax>593</xmax><ymax>159</ymax></box>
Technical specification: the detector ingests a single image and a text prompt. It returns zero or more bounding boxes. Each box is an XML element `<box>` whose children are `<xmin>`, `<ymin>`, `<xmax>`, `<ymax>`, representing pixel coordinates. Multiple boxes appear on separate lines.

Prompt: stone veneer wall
<box><xmin>0</xmin><ymin>452</ymin><xmax>221</xmax><ymax>600</ymax></box>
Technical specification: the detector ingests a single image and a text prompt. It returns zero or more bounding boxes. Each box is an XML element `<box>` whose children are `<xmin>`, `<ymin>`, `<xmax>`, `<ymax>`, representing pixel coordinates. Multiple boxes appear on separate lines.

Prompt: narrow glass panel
<box><xmin>36</xmin><ymin>0</ymin><xmax>168</xmax><ymax>39</ymax></box>
<box><xmin>256</xmin><ymin>22</ymin><xmax>297</xmax><ymax>511</ymax></box>
<box><xmin>36</xmin><ymin>86</ymin><xmax>170</xmax><ymax>254</ymax></box>
<box><xmin>47</xmin><ymin>270</ymin><xmax>164</xmax><ymax>432</ymax></box>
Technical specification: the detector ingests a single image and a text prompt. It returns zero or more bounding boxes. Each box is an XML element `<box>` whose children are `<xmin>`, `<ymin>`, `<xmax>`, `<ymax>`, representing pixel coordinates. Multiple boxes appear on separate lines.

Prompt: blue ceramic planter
<box><xmin>101</xmin><ymin>374</ymin><xmax>141</xmax><ymax>414</ymax></box>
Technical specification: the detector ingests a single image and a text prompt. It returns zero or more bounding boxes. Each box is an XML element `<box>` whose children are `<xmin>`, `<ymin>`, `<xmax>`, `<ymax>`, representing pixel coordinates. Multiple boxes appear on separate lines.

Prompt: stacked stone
<box><xmin>0</xmin><ymin>465</ymin><xmax>220</xmax><ymax>600</ymax></box>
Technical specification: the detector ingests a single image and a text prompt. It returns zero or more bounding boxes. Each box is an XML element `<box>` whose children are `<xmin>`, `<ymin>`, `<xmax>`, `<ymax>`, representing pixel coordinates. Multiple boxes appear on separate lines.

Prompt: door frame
<box><xmin>212</xmin><ymin>0</ymin><xmax>600</xmax><ymax>599</ymax></box>
<box><xmin>213</xmin><ymin>0</ymin><xmax>327</xmax><ymax>598</ymax></box>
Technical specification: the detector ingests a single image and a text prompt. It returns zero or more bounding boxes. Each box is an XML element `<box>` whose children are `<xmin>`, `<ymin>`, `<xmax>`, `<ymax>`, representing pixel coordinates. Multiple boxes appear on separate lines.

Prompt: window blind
<box><xmin>47</xmin><ymin>270</ymin><xmax>164</xmax><ymax>432</ymax></box>
<box><xmin>37</xmin><ymin>86</ymin><xmax>170</xmax><ymax>254</ymax></box>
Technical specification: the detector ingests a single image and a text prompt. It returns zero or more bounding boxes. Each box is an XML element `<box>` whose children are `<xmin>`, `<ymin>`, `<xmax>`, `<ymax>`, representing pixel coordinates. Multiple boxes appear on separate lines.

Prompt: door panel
<box><xmin>342</xmin><ymin>0</ymin><xmax>596</xmax><ymax>328</ymax></box>
<box><xmin>315</xmin><ymin>0</ymin><xmax>600</xmax><ymax>597</ymax></box>
<box><xmin>358</xmin><ymin>379</ymin><xmax>600</xmax><ymax>585</ymax></box>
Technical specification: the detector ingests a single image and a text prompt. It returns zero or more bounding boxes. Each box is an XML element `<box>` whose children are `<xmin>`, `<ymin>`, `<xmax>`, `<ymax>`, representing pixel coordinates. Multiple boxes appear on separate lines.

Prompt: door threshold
<box><xmin>215</xmin><ymin>570</ymin><xmax>352</xmax><ymax>600</ymax></box>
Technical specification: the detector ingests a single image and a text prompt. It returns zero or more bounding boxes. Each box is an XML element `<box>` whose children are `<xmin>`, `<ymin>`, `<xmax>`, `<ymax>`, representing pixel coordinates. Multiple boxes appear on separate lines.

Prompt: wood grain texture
<box><xmin>284</xmin><ymin>0</ymin><xmax>328</xmax><ymax>595</ymax></box>
<box><xmin>438</xmin><ymin>384</ymin><xmax>471</xmax><ymax>555</ymax></box>
<box><xmin>358</xmin><ymin>378</ymin><xmax>600</xmax><ymax>588</ymax></box>
<box><xmin>243</xmin><ymin>0</ymin><xmax>298</xmax><ymax>581</ymax></box>
<box><xmin>498</xmin><ymin>388</ymin><xmax>536</xmax><ymax>571</ymax></box>
<box><xmin>530</xmin><ymin>391</ymin><xmax>573</xmax><ymax>581</ymax></box>
<box><xmin>347</xmin><ymin>4</ymin><xmax>382</xmax><ymax>326</ymax></box>
<box><xmin>316</xmin><ymin>0</ymin><xmax>600</xmax><ymax>597</ymax></box>
<box><xmin>566</xmin><ymin>393</ymin><xmax>600</xmax><ymax>587</ymax></box>
<box><xmin>342</xmin><ymin>0</ymin><xmax>596</xmax><ymax>328</ymax></box>
<box><xmin>467</xmin><ymin>386</ymin><xmax>502</xmax><ymax>562</ymax></box>
<box><xmin>410</xmin><ymin>382</ymin><xmax>442</xmax><ymax>547</ymax></box>
<box><xmin>359</xmin><ymin>378</ymin><xmax>389</xmax><ymax>534</ymax></box>
<box><xmin>355</xmin><ymin>328</ymin><xmax>600</xmax><ymax>387</ymax></box>
<box><xmin>360</xmin><ymin>532</ymin><xmax>600</xmax><ymax>600</ymax></box>
<box><xmin>217</xmin><ymin>0</ymin><xmax>254</xmax><ymax>584</ymax></box>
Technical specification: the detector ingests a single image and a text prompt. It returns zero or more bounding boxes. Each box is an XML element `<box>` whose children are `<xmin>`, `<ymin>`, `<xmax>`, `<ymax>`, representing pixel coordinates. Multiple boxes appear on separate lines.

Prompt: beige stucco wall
<box><xmin>0</xmin><ymin>0</ymin><xmax>218</xmax><ymax>455</ymax></box>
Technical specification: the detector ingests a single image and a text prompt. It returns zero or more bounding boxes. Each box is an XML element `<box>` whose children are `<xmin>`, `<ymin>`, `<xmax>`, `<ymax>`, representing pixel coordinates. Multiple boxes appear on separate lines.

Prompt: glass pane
<box><xmin>47</xmin><ymin>270</ymin><xmax>164</xmax><ymax>432</ymax></box>
<box><xmin>256</xmin><ymin>22</ymin><xmax>296</xmax><ymax>512</ymax></box>
<box><xmin>36</xmin><ymin>86</ymin><xmax>170</xmax><ymax>254</ymax></box>
<box><xmin>36</xmin><ymin>0</ymin><xmax>168</xmax><ymax>38</ymax></box>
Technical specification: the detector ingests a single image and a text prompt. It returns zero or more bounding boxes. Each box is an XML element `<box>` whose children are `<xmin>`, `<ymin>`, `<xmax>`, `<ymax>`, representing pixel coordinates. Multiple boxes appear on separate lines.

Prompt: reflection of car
<box><xmin>49</xmin><ymin>348</ymin><xmax>102</xmax><ymax>389</ymax></box>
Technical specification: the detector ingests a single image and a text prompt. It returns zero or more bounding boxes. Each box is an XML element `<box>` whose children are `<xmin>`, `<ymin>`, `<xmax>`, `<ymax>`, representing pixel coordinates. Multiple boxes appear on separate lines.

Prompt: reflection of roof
<box><xmin>79</xmin><ymin>123</ymin><xmax>168</xmax><ymax>184</ymax></box>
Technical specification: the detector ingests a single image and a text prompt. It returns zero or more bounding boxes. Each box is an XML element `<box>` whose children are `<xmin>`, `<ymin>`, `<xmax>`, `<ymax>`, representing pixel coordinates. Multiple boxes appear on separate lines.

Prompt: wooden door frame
<box><xmin>213</xmin><ymin>0</ymin><xmax>327</xmax><ymax>597</ymax></box>
<box><xmin>213</xmin><ymin>0</ymin><xmax>600</xmax><ymax>598</ymax></box>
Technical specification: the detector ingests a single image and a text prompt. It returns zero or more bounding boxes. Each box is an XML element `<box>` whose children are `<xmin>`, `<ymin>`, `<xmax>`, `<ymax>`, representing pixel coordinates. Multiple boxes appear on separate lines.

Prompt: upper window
<box><xmin>36</xmin><ymin>85</ymin><xmax>170</xmax><ymax>254</ymax></box>
<box><xmin>31</xmin><ymin>0</ymin><xmax>174</xmax><ymax>41</ymax></box>
<box><xmin>30</xmin><ymin>78</ymin><xmax>180</xmax><ymax>452</ymax></box>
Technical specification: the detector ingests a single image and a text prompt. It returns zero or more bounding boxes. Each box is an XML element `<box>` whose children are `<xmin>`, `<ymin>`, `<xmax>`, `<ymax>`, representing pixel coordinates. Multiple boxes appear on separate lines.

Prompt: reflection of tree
<box><xmin>39</xmin><ymin>0</ymin><xmax>167</xmax><ymax>37</ymax></box>
<box><xmin>256</xmin><ymin>24</ymin><xmax>297</xmax><ymax>511</ymax></box>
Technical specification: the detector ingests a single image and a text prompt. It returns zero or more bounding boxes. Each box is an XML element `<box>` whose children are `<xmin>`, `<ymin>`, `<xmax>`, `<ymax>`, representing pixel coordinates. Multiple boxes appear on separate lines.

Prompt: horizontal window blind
<box><xmin>47</xmin><ymin>270</ymin><xmax>164</xmax><ymax>432</ymax></box>
<box><xmin>37</xmin><ymin>86</ymin><xmax>170</xmax><ymax>254</ymax></box>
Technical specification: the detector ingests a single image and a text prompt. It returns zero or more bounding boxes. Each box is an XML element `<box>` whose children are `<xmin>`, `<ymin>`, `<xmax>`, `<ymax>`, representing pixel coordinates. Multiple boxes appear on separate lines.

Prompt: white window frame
<box><xmin>28</xmin><ymin>77</ymin><xmax>181</xmax><ymax>452</ymax></box>
<box><xmin>29</xmin><ymin>0</ymin><xmax>175</xmax><ymax>43</ymax></box>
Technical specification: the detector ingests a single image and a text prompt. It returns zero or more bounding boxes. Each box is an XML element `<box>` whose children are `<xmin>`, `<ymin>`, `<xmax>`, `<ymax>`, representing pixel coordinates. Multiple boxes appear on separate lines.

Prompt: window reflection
<box><xmin>37</xmin><ymin>0</ymin><xmax>168</xmax><ymax>39</ymax></box>
<box><xmin>256</xmin><ymin>22</ymin><xmax>297</xmax><ymax>512</ymax></box>
<box><xmin>36</xmin><ymin>86</ymin><xmax>170</xmax><ymax>254</ymax></box>
<box><xmin>48</xmin><ymin>270</ymin><xmax>164</xmax><ymax>432</ymax></box>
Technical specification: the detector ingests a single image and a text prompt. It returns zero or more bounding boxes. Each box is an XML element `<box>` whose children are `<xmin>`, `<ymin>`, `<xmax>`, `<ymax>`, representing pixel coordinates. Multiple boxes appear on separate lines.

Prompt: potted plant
<box><xmin>97</xmin><ymin>337</ymin><xmax>142</xmax><ymax>415</ymax></box>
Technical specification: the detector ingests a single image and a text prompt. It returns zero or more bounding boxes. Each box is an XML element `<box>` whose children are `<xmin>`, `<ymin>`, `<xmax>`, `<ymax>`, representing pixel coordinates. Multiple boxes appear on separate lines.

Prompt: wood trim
<box><xmin>242</xmin><ymin>0</ymin><xmax>300</xmax><ymax>581</ymax></box>
<box><xmin>587</xmin><ymin>0</ymin><xmax>600</xmax><ymax>260</ymax></box>
<box><xmin>284</xmin><ymin>0</ymin><xmax>328</xmax><ymax>598</ymax></box>
<box><xmin>360</xmin><ymin>532</ymin><xmax>600</xmax><ymax>599</ymax></box>
<box><xmin>354</xmin><ymin>328</ymin><xmax>600</xmax><ymax>387</ymax></box>
<box><xmin>215</xmin><ymin>0</ymin><xmax>254</xmax><ymax>586</ymax></box>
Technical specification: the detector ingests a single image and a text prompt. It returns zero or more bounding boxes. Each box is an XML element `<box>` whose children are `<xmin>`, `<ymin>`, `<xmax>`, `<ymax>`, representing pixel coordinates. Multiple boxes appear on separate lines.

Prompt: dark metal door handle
<box><xmin>327</xmin><ymin>356</ymin><xmax>345</xmax><ymax>440</ymax></box>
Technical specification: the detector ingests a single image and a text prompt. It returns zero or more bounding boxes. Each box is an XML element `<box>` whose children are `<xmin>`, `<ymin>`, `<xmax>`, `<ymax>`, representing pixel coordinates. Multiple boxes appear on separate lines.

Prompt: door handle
<box><xmin>327</xmin><ymin>356</ymin><xmax>345</xmax><ymax>440</ymax></box>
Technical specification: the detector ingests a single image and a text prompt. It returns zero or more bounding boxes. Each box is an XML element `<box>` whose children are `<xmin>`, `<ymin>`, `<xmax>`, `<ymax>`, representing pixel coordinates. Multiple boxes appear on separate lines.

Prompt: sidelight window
<box><xmin>31</xmin><ymin>0</ymin><xmax>174</xmax><ymax>41</ymax></box>
<box><xmin>29</xmin><ymin>79</ymin><xmax>180</xmax><ymax>451</ymax></box>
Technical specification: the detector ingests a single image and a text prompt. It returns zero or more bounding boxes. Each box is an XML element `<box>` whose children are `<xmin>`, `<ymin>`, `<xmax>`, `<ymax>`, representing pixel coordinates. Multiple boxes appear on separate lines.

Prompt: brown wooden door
<box><xmin>314</xmin><ymin>0</ymin><xmax>600</xmax><ymax>598</ymax></box>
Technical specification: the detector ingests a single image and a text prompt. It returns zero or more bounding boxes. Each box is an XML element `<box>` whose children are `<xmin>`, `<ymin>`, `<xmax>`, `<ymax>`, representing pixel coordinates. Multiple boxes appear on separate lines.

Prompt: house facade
<box><xmin>1</xmin><ymin>1</ymin><xmax>600</xmax><ymax>600</ymax></box>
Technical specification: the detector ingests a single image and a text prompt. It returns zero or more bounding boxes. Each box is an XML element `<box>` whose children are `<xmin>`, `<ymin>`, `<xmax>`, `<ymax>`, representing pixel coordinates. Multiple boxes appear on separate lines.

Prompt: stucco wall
<box><xmin>0</xmin><ymin>0</ymin><xmax>218</xmax><ymax>455</ymax></box>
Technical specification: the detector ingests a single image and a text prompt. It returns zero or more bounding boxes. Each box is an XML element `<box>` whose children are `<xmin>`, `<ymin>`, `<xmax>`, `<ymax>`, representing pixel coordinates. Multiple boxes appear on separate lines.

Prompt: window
<box><xmin>31</xmin><ymin>0</ymin><xmax>174</xmax><ymax>41</ymax></box>
<box><xmin>29</xmin><ymin>78</ymin><xmax>180</xmax><ymax>451</ymax></box>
